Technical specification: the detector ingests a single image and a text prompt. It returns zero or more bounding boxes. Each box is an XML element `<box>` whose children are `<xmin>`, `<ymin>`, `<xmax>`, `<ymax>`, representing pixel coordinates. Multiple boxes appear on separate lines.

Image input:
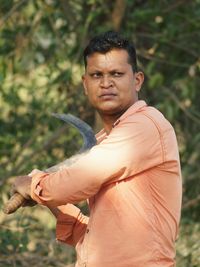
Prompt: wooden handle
<box><xmin>3</xmin><ymin>192</ymin><xmax>25</xmax><ymax>214</ymax></box>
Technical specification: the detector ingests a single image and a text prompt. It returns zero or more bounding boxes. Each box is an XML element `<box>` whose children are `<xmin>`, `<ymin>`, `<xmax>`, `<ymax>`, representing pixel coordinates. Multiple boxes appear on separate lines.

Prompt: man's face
<box><xmin>82</xmin><ymin>49</ymin><xmax>144</xmax><ymax>117</ymax></box>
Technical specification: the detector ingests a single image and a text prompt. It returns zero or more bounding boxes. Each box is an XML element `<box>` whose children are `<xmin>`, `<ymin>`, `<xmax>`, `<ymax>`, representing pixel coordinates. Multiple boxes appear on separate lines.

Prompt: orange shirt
<box><xmin>31</xmin><ymin>100</ymin><xmax>182</xmax><ymax>267</ymax></box>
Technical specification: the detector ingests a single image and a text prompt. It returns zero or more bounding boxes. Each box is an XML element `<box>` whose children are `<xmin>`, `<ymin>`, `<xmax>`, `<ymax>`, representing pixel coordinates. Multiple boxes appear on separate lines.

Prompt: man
<box><xmin>13</xmin><ymin>31</ymin><xmax>182</xmax><ymax>267</ymax></box>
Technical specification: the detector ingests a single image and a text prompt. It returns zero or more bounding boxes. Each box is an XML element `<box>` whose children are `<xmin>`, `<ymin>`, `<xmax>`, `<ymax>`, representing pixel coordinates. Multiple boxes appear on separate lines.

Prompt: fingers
<box><xmin>22</xmin><ymin>199</ymin><xmax>37</xmax><ymax>207</ymax></box>
<box><xmin>11</xmin><ymin>175</ymin><xmax>32</xmax><ymax>200</ymax></box>
<box><xmin>4</xmin><ymin>174</ymin><xmax>37</xmax><ymax>214</ymax></box>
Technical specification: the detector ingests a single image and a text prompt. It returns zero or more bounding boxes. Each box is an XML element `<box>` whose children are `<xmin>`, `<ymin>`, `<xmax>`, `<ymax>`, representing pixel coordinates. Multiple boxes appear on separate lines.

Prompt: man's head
<box><xmin>82</xmin><ymin>31</ymin><xmax>144</xmax><ymax>124</ymax></box>
<box><xmin>83</xmin><ymin>31</ymin><xmax>138</xmax><ymax>73</ymax></box>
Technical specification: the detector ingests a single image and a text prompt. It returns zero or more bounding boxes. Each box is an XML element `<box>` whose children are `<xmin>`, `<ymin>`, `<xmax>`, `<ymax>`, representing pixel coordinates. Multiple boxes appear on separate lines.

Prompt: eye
<box><xmin>111</xmin><ymin>72</ymin><xmax>124</xmax><ymax>77</ymax></box>
<box><xmin>90</xmin><ymin>72</ymin><xmax>102</xmax><ymax>78</ymax></box>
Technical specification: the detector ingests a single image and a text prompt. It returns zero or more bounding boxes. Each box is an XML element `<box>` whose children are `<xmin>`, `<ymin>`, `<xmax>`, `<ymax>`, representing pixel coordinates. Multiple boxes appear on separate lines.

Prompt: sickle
<box><xmin>3</xmin><ymin>114</ymin><xmax>96</xmax><ymax>214</ymax></box>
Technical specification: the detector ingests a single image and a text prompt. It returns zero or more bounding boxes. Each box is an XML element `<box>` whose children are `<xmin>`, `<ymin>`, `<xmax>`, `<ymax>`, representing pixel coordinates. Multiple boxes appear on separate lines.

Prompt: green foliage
<box><xmin>0</xmin><ymin>0</ymin><xmax>200</xmax><ymax>266</ymax></box>
<box><xmin>0</xmin><ymin>208</ymin><xmax>74</xmax><ymax>266</ymax></box>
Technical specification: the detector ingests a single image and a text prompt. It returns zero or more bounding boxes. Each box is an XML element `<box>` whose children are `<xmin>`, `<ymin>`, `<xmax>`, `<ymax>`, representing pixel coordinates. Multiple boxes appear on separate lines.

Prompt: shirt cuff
<box><xmin>30</xmin><ymin>172</ymin><xmax>49</xmax><ymax>204</ymax></box>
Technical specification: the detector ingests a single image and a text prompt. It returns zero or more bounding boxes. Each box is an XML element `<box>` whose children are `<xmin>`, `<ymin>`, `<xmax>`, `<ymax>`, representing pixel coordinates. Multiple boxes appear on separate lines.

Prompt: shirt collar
<box><xmin>112</xmin><ymin>100</ymin><xmax>147</xmax><ymax>127</ymax></box>
<box><xmin>95</xmin><ymin>100</ymin><xmax>147</xmax><ymax>144</ymax></box>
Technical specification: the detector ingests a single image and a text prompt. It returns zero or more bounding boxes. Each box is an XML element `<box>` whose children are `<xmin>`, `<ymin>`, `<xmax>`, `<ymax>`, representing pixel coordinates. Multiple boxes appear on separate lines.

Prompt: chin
<box><xmin>98</xmin><ymin>106</ymin><xmax>124</xmax><ymax>116</ymax></box>
<box><xmin>97</xmin><ymin>101</ymin><xmax>134</xmax><ymax>116</ymax></box>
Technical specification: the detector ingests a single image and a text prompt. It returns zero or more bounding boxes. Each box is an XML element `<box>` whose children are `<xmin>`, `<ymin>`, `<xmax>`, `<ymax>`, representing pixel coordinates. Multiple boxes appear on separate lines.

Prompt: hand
<box><xmin>11</xmin><ymin>175</ymin><xmax>38</xmax><ymax>207</ymax></box>
<box><xmin>3</xmin><ymin>175</ymin><xmax>37</xmax><ymax>214</ymax></box>
<box><xmin>11</xmin><ymin>175</ymin><xmax>32</xmax><ymax>200</ymax></box>
<box><xmin>9</xmin><ymin>170</ymin><xmax>43</xmax><ymax>209</ymax></box>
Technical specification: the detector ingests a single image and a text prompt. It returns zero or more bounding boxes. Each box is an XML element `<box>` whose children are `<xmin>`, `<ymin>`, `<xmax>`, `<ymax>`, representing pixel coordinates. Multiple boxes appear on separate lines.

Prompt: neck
<box><xmin>97</xmin><ymin>101</ymin><xmax>138</xmax><ymax>134</ymax></box>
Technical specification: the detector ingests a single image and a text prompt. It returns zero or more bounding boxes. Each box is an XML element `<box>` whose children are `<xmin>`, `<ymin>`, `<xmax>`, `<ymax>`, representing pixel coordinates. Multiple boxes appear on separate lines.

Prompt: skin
<box><xmin>11</xmin><ymin>48</ymin><xmax>144</xmax><ymax>213</ymax></box>
<box><xmin>82</xmin><ymin>49</ymin><xmax>144</xmax><ymax>133</ymax></box>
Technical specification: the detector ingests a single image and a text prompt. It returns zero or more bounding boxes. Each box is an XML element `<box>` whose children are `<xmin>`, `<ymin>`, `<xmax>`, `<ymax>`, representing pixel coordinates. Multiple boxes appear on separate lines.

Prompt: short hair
<box><xmin>83</xmin><ymin>31</ymin><xmax>138</xmax><ymax>72</ymax></box>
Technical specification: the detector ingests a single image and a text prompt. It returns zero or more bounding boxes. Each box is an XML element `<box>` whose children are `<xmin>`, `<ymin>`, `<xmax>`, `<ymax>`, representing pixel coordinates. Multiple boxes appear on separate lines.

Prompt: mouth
<box><xmin>99</xmin><ymin>93</ymin><xmax>117</xmax><ymax>99</ymax></box>
<box><xmin>99</xmin><ymin>94</ymin><xmax>117</xmax><ymax>101</ymax></box>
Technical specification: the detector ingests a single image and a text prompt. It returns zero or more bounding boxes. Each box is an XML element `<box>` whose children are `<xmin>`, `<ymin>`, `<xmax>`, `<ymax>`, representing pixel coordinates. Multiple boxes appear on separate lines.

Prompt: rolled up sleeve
<box><xmin>31</xmin><ymin>114</ymin><xmax>164</xmax><ymax>206</ymax></box>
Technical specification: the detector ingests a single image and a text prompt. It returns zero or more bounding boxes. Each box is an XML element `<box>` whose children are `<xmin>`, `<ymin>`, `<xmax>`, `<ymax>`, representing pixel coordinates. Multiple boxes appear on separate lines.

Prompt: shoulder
<box><xmin>121</xmin><ymin>105</ymin><xmax>174</xmax><ymax>134</ymax></box>
<box><xmin>107</xmin><ymin>105</ymin><xmax>175</xmax><ymax>149</ymax></box>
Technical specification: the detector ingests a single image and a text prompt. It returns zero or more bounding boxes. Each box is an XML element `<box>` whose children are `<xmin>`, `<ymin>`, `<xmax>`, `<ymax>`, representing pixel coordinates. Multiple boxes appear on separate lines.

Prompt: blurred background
<box><xmin>0</xmin><ymin>0</ymin><xmax>200</xmax><ymax>266</ymax></box>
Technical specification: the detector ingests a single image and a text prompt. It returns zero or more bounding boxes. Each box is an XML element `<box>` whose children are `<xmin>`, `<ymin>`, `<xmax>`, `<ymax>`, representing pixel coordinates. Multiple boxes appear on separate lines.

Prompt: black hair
<box><xmin>83</xmin><ymin>31</ymin><xmax>138</xmax><ymax>72</ymax></box>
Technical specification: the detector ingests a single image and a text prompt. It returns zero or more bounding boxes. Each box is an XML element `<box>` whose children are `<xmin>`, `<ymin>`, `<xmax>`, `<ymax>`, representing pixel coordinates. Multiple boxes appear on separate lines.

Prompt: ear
<box><xmin>135</xmin><ymin>71</ymin><xmax>144</xmax><ymax>92</ymax></box>
<box><xmin>82</xmin><ymin>74</ymin><xmax>88</xmax><ymax>95</ymax></box>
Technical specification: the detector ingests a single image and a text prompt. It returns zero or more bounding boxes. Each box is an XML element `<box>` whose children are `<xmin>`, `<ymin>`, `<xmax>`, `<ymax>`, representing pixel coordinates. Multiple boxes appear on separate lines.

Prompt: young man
<box><xmin>13</xmin><ymin>31</ymin><xmax>182</xmax><ymax>267</ymax></box>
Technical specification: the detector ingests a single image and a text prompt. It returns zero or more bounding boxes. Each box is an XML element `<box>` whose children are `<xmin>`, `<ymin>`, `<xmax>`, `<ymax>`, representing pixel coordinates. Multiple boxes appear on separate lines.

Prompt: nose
<box><xmin>100</xmin><ymin>75</ymin><xmax>113</xmax><ymax>88</ymax></box>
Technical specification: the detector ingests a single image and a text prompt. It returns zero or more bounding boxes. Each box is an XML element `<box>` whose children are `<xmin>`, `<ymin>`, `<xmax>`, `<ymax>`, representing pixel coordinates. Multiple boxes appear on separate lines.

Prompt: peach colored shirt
<box><xmin>31</xmin><ymin>100</ymin><xmax>182</xmax><ymax>267</ymax></box>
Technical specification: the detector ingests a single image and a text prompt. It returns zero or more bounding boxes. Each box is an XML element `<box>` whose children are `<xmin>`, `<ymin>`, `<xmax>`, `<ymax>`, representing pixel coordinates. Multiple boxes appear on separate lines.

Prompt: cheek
<box><xmin>86</xmin><ymin>89</ymin><xmax>98</xmax><ymax>104</ymax></box>
<box><xmin>85</xmin><ymin>82</ymin><xmax>99</xmax><ymax>97</ymax></box>
<box><xmin>119</xmin><ymin>82</ymin><xmax>134</xmax><ymax>96</ymax></box>
<box><xmin>118</xmin><ymin>85</ymin><xmax>137</xmax><ymax>104</ymax></box>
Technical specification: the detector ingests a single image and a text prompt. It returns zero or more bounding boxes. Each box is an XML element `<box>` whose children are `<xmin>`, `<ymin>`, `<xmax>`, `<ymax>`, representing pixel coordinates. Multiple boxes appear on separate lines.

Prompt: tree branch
<box><xmin>162</xmin><ymin>86</ymin><xmax>200</xmax><ymax>125</ymax></box>
<box><xmin>163</xmin><ymin>0</ymin><xmax>189</xmax><ymax>13</ymax></box>
<box><xmin>111</xmin><ymin>0</ymin><xmax>127</xmax><ymax>30</ymax></box>
<box><xmin>0</xmin><ymin>0</ymin><xmax>27</xmax><ymax>28</ymax></box>
<box><xmin>182</xmin><ymin>194</ymin><xmax>200</xmax><ymax>210</ymax></box>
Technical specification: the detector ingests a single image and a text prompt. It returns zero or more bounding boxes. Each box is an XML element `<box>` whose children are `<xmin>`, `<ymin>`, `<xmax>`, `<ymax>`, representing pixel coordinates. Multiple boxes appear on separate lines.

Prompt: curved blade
<box><xmin>51</xmin><ymin>113</ymin><xmax>96</xmax><ymax>152</ymax></box>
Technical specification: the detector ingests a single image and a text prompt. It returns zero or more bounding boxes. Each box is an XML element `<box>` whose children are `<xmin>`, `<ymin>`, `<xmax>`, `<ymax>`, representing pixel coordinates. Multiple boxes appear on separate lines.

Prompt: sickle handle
<box><xmin>3</xmin><ymin>192</ymin><xmax>25</xmax><ymax>214</ymax></box>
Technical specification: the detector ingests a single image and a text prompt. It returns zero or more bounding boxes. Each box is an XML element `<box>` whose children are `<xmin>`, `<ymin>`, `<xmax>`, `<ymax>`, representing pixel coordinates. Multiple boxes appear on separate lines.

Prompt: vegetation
<box><xmin>0</xmin><ymin>0</ymin><xmax>200</xmax><ymax>266</ymax></box>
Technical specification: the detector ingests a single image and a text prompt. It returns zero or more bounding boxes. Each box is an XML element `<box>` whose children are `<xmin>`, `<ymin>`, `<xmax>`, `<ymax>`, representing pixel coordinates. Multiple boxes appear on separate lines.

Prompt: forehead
<box><xmin>86</xmin><ymin>49</ymin><xmax>131</xmax><ymax>70</ymax></box>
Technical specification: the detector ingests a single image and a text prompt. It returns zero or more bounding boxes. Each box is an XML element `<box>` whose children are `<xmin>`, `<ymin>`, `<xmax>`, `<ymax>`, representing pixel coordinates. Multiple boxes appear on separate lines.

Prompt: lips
<box><xmin>99</xmin><ymin>92</ymin><xmax>117</xmax><ymax>98</ymax></box>
<box><xmin>99</xmin><ymin>93</ymin><xmax>117</xmax><ymax>100</ymax></box>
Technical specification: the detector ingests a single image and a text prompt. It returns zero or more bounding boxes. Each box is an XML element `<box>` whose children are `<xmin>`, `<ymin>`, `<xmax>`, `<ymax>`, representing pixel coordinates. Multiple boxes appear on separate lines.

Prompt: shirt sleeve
<box><xmin>31</xmin><ymin>114</ymin><xmax>164</xmax><ymax>206</ymax></box>
<box><xmin>55</xmin><ymin>204</ymin><xmax>89</xmax><ymax>246</ymax></box>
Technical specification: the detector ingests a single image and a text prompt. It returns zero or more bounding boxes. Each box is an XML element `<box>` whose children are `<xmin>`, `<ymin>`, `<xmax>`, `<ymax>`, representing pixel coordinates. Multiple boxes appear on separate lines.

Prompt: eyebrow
<box><xmin>88</xmin><ymin>68</ymin><xmax>125</xmax><ymax>73</ymax></box>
